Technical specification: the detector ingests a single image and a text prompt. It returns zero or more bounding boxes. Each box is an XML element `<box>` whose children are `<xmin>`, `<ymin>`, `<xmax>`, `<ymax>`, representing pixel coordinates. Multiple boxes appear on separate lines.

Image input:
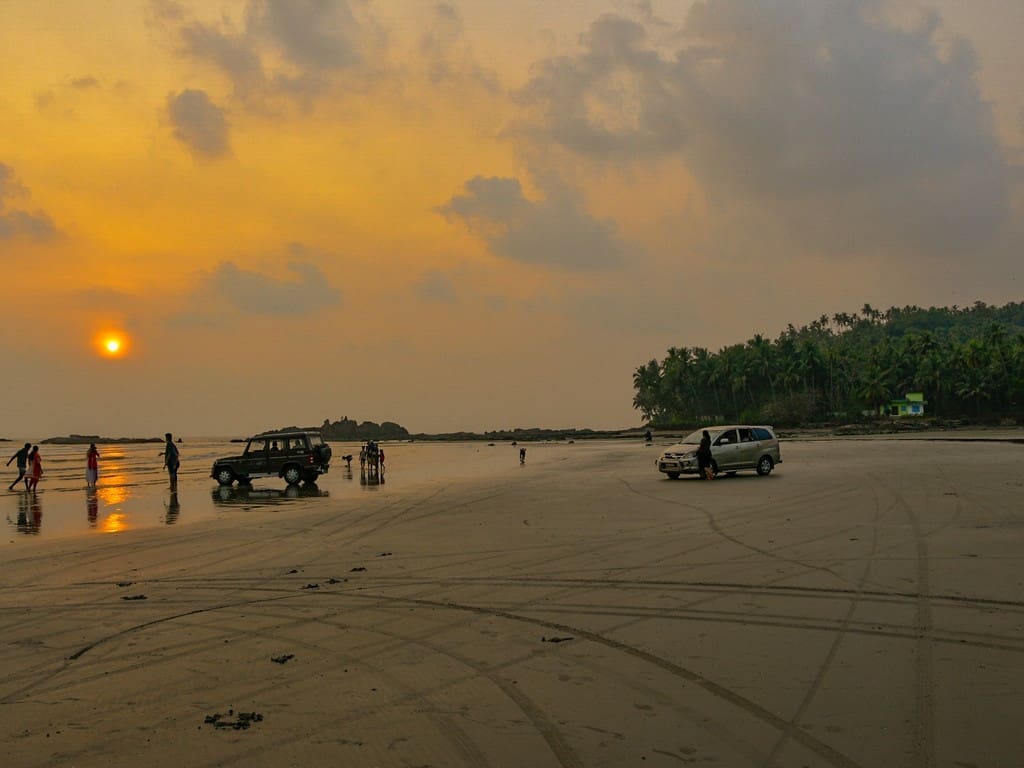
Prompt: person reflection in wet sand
<box><xmin>18</xmin><ymin>491</ymin><xmax>41</xmax><ymax>534</ymax></box>
<box><xmin>165</xmin><ymin>492</ymin><xmax>180</xmax><ymax>525</ymax></box>
<box><xmin>16</xmin><ymin>491</ymin><xmax>30</xmax><ymax>532</ymax></box>
<box><xmin>87</xmin><ymin>489</ymin><xmax>98</xmax><ymax>526</ymax></box>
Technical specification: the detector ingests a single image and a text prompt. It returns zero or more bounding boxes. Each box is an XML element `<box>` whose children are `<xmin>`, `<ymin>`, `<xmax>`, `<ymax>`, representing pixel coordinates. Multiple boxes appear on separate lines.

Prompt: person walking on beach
<box><xmin>697</xmin><ymin>430</ymin><xmax>713</xmax><ymax>480</ymax></box>
<box><xmin>162</xmin><ymin>432</ymin><xmax>180</xmax><ymax>491</ymax></box>
<box><xmin>519</xmin><ymin>447</ymin><xmax>526</xmax><ymax>464</ymax></box>
<box><xmin>26</xmin><ymin>445</ymin><xmax>43</xmax><ymax>491</ymax></box>
<box><xmin>86</xmin><ymin>443</ymin><xmax>100</xmax><ymax>488</ymax></box>
<box><xmin>6</xmin><ymin>442</ymin><xmax>31</xmax><ymax>490</ymax></box>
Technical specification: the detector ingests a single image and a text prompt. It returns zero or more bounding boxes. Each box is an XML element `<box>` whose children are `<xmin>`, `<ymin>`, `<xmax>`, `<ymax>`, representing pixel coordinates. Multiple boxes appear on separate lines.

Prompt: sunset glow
<box><xmin>1</xmin><ymin>1</ymin><xmax>1021</xmax><ymax>437</ymax></box>
<box><xmin>96</xmin><ymin>334</ymin><xmax>127</xmax><ymax>358</ymax></box>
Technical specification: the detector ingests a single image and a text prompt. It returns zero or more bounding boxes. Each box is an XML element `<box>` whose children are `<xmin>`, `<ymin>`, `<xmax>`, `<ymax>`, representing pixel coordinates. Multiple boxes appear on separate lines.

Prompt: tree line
<box><xmin>633</xmin><ymin>301</ymin><xmax>1024</xmax><ymax>427</ymax></box>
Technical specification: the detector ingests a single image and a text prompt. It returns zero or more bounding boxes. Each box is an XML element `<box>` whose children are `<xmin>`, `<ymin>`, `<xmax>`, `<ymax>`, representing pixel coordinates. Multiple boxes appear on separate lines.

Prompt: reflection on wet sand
<box><xmin>14</xmin><ymin>492</ymin><xmax>42</xmax><ymax>534</ymax></box>
<box><xmin>96</xmin><ymin>474</ymin><xmax>131</xmax><ymax>507</ymax></box>
<box><xmin>164</xmin><ymin>492</ymin><xmax>180</xmax><ymax>525</ymax></box>
<box><xmin>87</xmin><ymin>489</ymin><xmax>98</xmax><ymax>526</ymax></box>
<box><xmin>360</xmin><ymin>467</ymin><xmax>385</xmax><ymax>489</ymax></box>
<box><xmin>212</xmin><ymin>484</ymin><xmax>329</xmax><ymax>506</ymax></box>
<box><xmin>101</xmin><ymin>513</ymin><xmax>128</xmax><ymax>534</ymax></box>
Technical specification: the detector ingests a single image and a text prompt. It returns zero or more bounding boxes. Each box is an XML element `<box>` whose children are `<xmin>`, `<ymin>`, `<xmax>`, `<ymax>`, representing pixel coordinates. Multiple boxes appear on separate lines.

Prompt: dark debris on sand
<box><xmin>204</xmin><ymin>709</ymin><xmax>264</xmax><ymax>730</ymax></box>
<box><xmin>121</xmin><ymin>594</ymin><xmax>147</xmax><ymax>601</ymax></box>
<box><xmin>541</xmin><ymin>636</ymin><xmax>574</xmax><ymax>643</ymax></box>
<box><xmin>271</xmin><ymin>654</ymin><xmax>294</xmax><ymax>664</ymax></box>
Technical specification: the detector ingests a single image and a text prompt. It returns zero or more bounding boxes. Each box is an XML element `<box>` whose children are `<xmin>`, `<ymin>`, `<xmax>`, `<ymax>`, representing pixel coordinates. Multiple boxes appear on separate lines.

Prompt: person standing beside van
<box><xmin>697</xmin><ymin>430</ymin><xmax>713</xmax><ymax>480</ymax></box>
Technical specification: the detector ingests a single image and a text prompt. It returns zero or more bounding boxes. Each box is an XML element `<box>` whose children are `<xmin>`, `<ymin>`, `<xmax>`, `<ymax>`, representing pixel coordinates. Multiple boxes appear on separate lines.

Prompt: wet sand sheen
<box><xmin>2</xmin><ymin>437</ymin><xmax>1023</xmax><ymax>767</ymax></box>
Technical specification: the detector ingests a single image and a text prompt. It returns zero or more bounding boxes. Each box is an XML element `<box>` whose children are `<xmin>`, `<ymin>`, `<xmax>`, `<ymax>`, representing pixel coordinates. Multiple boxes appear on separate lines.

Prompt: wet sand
<box><xmin>2</xmin><ymin>437</ymin><xmax>1023</xmax><ymax>767</ymax></box>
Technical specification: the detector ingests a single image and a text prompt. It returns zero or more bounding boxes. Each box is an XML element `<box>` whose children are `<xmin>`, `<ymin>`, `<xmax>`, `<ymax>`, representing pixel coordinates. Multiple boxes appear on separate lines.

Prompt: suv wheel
<box><xmin>756</xmin><ymin>455</ymin><xmax>774</xmax><ymax>476</ymax></box>
<box><xmin>282</xmin><ymin>465</ymin><xmax>303</xmax><ymax>485</ymax></box>
<box><xmin>215</xmin><ymin>467</ymin><xmax>235</xmax><ymax>486</ymax></box>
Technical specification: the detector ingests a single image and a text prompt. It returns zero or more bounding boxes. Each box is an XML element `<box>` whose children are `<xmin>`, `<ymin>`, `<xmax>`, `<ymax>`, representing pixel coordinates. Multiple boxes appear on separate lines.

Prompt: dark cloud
<box><xmin>167</xmin><ymin>89</ymin><xmax>230</xmax><ymax>158</ymax></box>
<box><xmin>0</xmin><ymin>163</ymin><xmax>59</xmax><ymax>240</ymax></box>
<box><xmin>204</xmin><ymin>259</ymin><xmax>341</xmax><ymax>316</ymax></box>
<box><xmin>171</xmin><ymin>0</ymin><xmax>379</xmax><ymax>104</ymax></box>
<box><xmin>439</xmin><ymin>175</ymin><xmax>624</xmax><ymax>270</ymax></box>
<box><xmin>514</xmin><ymin>1</ymin><xmax>1014</xmax><ymax>257</ymax></box>
<box><xmin>415</xmin><ymin>269</ymin><xmax>457</xmax><ymax>304</ymax></box>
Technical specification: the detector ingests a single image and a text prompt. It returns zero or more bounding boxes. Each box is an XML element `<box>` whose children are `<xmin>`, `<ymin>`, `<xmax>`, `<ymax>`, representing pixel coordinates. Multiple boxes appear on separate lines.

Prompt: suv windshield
<box><xmin>682</xmin><ymin>429</ymin><xmax>722</xmax><ymax>445</ymax></box>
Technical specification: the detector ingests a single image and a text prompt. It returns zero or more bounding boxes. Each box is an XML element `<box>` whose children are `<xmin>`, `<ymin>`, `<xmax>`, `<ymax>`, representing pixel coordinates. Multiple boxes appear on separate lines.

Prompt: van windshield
<box><xmin>682</xmin><ymin>429</ymin><xmax>721</xmax><ymax>445</ymax></box>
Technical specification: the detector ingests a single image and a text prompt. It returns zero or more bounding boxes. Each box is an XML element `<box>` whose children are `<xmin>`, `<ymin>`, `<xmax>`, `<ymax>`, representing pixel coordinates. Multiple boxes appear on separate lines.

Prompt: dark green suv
<box><xmin>211</xmin><ymin>430</ymin><xmax>332</xmax><ymax>487</ymax></box>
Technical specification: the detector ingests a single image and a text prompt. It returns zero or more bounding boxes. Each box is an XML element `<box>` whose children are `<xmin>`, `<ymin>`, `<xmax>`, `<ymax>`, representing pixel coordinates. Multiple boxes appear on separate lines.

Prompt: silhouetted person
<box><xmin>519</xmin><ymin>447</ymin><xmax>526</xmax><ymax>464</ymax></box>
<box><xmin>697</xmin><ymin>430</ymin><xmax>713</xmax><ymax>480</ymax></box>
<box><xmin>644</xmin><ymin>429</ymin><xmax>652</xmax><ymax>443</ymax></box>
<box><xmin>86</xmin><ymin>443</ymin><xmax>100</xmax><ymax>488</ymax></box>
<box><xmin>162</xmin><ymin>432</ymin><xmax>180</xmax><ymax>491</ymax></box>
<box><xmin>26</xmin><ymin>445</ymin><xmax>43</xmax><ymax>491</ymax></box>
<box><xmin>7</xmin><ymin>442</ymin><xmax>31</xmax><ymax>490</ymax></box>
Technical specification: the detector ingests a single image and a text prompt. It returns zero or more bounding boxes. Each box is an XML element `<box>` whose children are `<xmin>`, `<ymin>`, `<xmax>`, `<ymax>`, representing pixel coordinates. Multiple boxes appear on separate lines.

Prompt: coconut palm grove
<box><xmin>633</xmin><ymin>301</ymin><xmax>1024</xmax><ymax>427</ymax></box>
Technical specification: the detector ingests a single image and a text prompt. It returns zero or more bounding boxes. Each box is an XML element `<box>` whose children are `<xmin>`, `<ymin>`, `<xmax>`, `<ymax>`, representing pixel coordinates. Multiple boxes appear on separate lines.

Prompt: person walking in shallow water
<box><xmin>162</xmin><ymin>432</ymin><xmax>180</xmax><ymax>491</ymax></box>
<box><xmin>7</xmin><ymin>442</ymin><xmax>31</xmax><ymax>490</ymax></box>
<box><xmin>26</xmin><ymin>445</ymin><xmax>43</xmax><ymax>491</ymax></box>
<box><xmin>86</xmin><ymin>443</ymin><xmax>100</xmax><ymax>488</ymax></box>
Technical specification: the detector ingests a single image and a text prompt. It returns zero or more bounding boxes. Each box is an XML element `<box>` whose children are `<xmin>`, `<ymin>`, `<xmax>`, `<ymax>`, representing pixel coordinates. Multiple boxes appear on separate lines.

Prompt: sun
<box><xmin>95</xmin><ymin>333</ymin><xmax>129</xmax><ymax>358</ymax></box>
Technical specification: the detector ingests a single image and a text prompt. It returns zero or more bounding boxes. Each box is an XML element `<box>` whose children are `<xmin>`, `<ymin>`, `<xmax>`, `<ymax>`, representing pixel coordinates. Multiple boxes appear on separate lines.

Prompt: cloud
<box><xmin>170</xmin><ymin>0</ymin><xmax>381</xmax><ymax>104</ymax></box>
<box><xmin>416</xmin><ymin>3</ymin><xmax>499</xmax><ymax>93</ymax></box>
<box><xmin>438</xmin><ymin>175</ymin><xmax>624</xmax><ymax>270</ymax></box>
<box><xmin>202</xmin><ymin>258</ymin><xmax>341</xmax><ymax>316</ymax></box>
<box><xmin>0</xmin><ymin>163</ymin><xmax>59</xmax><ymax>240</ymax></box>
<box><xmin>167</xmin><ymin>89</ymin><xmax>231</xmax><ymax>158</ymax></box>
<box><xmin>415</xmin><ymin>269</ymin><xmax>457</xmax><ymax>304</ymax></box>
<box><xmin>513</xmin><ymin>1</ymin><xmax>1014</xmax><ymax>258</ymax></box>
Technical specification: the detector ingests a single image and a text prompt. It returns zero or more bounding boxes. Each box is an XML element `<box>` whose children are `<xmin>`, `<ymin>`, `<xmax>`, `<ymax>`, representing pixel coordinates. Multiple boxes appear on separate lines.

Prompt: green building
<box><xmin>881</xmin><ymin>392</ymin><xmax>926</xmax><ymax>417</ymax></box>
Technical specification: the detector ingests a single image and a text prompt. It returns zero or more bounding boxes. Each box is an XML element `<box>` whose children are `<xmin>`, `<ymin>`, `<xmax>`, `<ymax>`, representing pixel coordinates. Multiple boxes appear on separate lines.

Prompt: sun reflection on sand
<box><xmin>101</xmin><ymin>513</ymin><xmax>128</xmax><ymax>534</ymax></box>
<box><xmin>96</xmin><ymin>475</ymin><xmax>132</xmax><ymax>532</ymax></box>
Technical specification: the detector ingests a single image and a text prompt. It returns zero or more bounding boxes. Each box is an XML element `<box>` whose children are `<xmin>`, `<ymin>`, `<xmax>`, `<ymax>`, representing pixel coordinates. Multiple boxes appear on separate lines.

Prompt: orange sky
<box><xmin>1</xmin><ymin>0</ymin><xmax>1022</xmax><ymax>437</ymax></box>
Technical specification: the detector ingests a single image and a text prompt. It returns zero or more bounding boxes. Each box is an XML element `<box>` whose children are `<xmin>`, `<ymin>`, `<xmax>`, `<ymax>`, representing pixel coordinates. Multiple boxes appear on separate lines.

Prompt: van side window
<box><xmin>739</xmin><ymin>428</ymin><xmax>754</xmax><ymax>442</ymax></box>
<box><xmin>715</xmin><ymin>429</ymin><xmax>738</xmax><ymax>446</ymax></box>
<box><xmin>753</xmin><ymin>428</ymin><xmax>774</xmax><ymax>441</ymax></box>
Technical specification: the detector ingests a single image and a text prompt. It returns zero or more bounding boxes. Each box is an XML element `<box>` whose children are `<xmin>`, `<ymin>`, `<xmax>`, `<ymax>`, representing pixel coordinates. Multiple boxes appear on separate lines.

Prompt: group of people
<box><xmin>6</xmin><ymin>443</ymin><xmax>43</xmax><ymax>492</ymax></box>
<box><xmin>359</xmin><ymin>440</ymin><xmax>385</xmax><ymax>472</ymax></box>
<box><xmin>5</xmin><ymin>432</ymin><xmax>181</xmax><ymax>493</ymax></box>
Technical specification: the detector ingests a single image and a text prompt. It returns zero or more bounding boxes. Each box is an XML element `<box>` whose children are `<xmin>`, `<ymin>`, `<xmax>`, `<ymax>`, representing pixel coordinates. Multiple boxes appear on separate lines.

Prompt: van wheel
<box><xmin>666</xmin><ymin>472</ymin><xmax>680</xmax><ymax>480</ymax></box>
<box><xmin>215</xmin><ymin>467</ymin><xmax>235</xmax><ymax>486</ymax></box>
<box><xmin>756</xmin><ymin>456</ymin><xmax>774</xmax><ymax>476</ymax></box>
<box><xmin>283</xmin><ymin>465</ymin><xmax>303</xmax><ymax>485</ymax></box>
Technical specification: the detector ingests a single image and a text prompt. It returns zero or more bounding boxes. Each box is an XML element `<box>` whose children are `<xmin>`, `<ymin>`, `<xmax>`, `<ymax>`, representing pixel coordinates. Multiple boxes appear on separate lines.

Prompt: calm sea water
<box><xmin>1</xmin><ymin>438</ymin><xmax>564</xmax><ymax>541</ymax></box>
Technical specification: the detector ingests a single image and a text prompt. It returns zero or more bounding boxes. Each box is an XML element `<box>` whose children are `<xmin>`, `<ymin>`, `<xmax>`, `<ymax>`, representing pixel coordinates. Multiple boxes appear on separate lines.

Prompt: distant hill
<box><xmin>317</xmin><ymin>417</ymin><xmax>409</xmax><ymax>440</ymax></box>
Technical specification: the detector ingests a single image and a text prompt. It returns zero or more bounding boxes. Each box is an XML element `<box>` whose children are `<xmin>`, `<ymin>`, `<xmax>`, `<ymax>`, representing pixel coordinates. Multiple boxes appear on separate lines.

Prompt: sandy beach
<box><xmin>2</xmin><ymin>436</ymin><xmax>1023</xmax><ymax>767</ymax></box>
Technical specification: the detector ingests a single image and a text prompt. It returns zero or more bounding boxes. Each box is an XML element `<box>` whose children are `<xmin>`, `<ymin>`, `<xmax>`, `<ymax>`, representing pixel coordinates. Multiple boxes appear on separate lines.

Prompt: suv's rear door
<box><xmin>712</xmin><ymin>429</ymin><xmax>741</xmax><ymax>469</ymax></box>
<box><xmin>736</xmin><ymin>427</ymin><xmax>760</xmax><ymax>467</ymax></box>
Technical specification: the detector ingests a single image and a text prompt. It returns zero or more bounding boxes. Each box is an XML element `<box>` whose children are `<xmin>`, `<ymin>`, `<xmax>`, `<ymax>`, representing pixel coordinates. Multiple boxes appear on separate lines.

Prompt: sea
<box><xmin>1</xmin><ymin>438</ymin><xmax>548</xmax><ymax>540</ymax></box>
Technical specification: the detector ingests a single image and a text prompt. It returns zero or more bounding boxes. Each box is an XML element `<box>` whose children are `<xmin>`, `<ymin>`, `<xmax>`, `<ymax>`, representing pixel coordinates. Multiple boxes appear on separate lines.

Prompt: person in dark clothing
<box><xmin>162</xmin><ymin>432</ymin><xmax>180</xmax><ymax>491</ymax></box>
<box><xmin>696</xmin><ymin>430</ymin><xmax>714</xmax><ymax>480</ymax></box>
<box><xmin>6</xmin><ymin>443</ymin><xmax>31</xmax><ymax>491</ymax></box>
